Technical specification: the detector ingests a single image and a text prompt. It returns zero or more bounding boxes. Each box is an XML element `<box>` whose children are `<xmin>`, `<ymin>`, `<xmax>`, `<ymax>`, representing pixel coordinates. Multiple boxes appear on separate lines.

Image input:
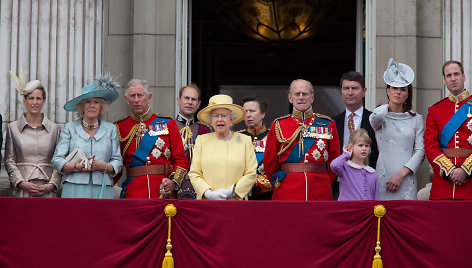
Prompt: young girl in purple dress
<box><xmin>330</xmin><ymin>129</ymin><xmax>379</xmax><ymax>200</ymax></box>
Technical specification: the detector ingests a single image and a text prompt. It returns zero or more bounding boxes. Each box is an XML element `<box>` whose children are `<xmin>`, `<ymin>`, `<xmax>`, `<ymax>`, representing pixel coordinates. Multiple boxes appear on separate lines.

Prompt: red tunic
<box><xmin>115</xmin><ymin>111</ymin><xmax>188</xmax><ymax>198</ymax></box>
<box><xmin>263</xmin><ymin>108</ymin><xmax>340</xmax><ymax>200</ymax></box>
<box><xmin>425</xmin><ymin>91</ymin><xmax>472</xmax><ymax>199</ymax></box>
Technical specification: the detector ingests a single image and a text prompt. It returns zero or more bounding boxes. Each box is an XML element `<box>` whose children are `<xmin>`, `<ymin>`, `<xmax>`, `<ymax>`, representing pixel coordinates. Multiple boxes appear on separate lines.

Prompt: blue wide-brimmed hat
<box><xmin>64</xmin><ymin>73</ymin><xmax>120</xmax><ymax>112</ymax></box>
<box><xmin>383</xmin><ymin>58</ymin><xmax>414</xmax><ymax>87</ymax></box>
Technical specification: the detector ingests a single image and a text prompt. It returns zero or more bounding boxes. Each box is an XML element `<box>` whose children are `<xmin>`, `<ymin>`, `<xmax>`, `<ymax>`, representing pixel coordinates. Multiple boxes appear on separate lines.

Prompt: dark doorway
<box><xmin>191</xmin><ymin>0</ymin><xmax>359</xmax><ymax>127</ymax></box>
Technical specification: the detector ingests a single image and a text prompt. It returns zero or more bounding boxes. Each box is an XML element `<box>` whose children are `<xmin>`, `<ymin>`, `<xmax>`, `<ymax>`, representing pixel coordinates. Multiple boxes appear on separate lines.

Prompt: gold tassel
<box><xmin>372</xmin><ymin>205</ymin><xmax>386</xmax><ymax>268</ymax></box>
<box><xmin>162</xmin><ymin>204</ymin><xmax>177</xmax><ymax>268</ymax></box>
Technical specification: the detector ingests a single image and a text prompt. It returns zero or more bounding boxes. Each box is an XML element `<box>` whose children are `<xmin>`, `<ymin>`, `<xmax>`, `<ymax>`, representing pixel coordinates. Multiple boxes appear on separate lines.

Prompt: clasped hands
<box><xmin>204</xmin><ymin>188</ymin><xmax>233</xmax><ymax>200</ymax></box>
<box><xmin>63</xmin><ymin>155</ymin><xmax>108</xmax><ymax>174</ymax></box>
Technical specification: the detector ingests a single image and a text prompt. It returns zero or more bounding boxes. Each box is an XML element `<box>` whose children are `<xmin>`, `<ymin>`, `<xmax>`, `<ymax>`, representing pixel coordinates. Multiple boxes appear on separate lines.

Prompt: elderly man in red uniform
<box><xmin>115</xmin><ymin>79</ymin><xmax>188</xmax><ymax>198</ymax></box>
<box><xmin>263</xmin><ymin>79</ymin><xmax>340</xmax><ymax>200</ymax></box>
<box><xmin>425</xmin><ymin>60</ymin><xmax>472</xmax><ymax>199</ymax></box>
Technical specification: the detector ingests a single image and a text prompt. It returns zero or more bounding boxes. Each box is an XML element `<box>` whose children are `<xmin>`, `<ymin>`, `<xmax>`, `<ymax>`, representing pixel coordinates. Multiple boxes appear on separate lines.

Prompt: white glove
<box><xmin>215</xmin><ymin>187</ymin><xmax>233</xmax><ymax>198</ymax></box>
<box><xmin>204</xmin><ymin>189</ymin><xmax>227</xmax><ymax>200</ymax></box>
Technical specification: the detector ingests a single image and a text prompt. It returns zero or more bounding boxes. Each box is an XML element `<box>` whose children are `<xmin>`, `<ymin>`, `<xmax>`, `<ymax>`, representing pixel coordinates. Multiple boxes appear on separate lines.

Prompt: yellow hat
<box><xmin>197</xmin><ymin>94</ymin><xmax>245</xmax><ymax>125</ymax></box>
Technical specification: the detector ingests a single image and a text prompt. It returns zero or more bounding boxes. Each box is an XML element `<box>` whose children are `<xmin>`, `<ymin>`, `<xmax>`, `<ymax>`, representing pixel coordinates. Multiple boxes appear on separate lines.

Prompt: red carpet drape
<box><xmin>0</xmin><ymin>198</ymin><xmax>470</xmax><ymax>267</ymax></box>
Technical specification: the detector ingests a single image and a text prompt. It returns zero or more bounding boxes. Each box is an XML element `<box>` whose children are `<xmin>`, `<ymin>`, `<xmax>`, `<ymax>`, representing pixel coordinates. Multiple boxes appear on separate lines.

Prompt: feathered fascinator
<box><xmin>9</xmin><ymin>69</ymin><xmax>41</xmax><ymax>96</ymax></box>
<box><xmin>63</xmin><ymin>72</ymin><xmax>120</xmax><ymax>112</ymax></box>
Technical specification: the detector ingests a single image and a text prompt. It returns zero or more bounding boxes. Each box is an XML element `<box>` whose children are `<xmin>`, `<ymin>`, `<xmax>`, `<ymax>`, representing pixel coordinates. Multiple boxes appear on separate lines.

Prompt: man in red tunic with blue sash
<box><xmin>263</xmin><ymin>79</ymin><xmax>340</xmax><ymax>200</ymax></box>
<box><xmin>115</xmin><ymin>79</ymin><xmax>188</xmax><ymax>198</ymax></box>
<box><xmin>425</xmin><ymin>60</ymin><xmax>472</xmax><ymax>199</ymax></box>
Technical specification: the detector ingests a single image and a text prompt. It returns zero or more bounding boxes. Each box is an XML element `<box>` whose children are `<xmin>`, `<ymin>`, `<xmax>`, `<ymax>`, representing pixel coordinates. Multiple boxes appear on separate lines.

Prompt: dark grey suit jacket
<box><xmin>332</xmin><ymin>108</ymin><xmax>379</xmax><ymax>200</ymax></box>
<box><xmin>333</xmin><ymin>108</ymin><xmax>378</xmax><ymax>168</ymax></box>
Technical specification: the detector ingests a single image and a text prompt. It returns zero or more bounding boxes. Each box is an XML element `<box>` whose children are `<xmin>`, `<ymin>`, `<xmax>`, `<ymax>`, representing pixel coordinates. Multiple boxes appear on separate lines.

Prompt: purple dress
<box><xmin>330</xmin><ymin>152</ymin><xmax>379</xmax><ymax>200</ymax></box>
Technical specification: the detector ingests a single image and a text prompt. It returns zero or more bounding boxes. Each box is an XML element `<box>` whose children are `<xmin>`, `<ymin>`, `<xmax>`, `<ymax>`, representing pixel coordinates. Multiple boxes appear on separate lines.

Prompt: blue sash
<box><xmin>440</xmin><ymin>101</ymin><xmax>472</xmax><ymax>149</ymax></box>
<box><xmin>120</xmin><ymin>117</ymin><xmax>170</xmax><ymax>198</ymax></box>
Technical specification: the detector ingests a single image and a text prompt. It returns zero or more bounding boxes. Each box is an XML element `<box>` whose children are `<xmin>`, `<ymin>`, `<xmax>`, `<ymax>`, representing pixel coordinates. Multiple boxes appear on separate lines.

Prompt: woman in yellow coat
<box><xmin>189</xmin><ymin>95</ymin><xmax>257</xmax><ymax>200</ymax></box>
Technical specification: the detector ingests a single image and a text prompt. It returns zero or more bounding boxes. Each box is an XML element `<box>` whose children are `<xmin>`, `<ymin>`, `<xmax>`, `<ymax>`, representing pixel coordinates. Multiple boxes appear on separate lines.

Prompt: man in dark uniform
<box><xmin>114</xmin><ymin>79</ymin><xmax>188</xmax><ymax>198</ymax></box>
<box><xmin>238</xmin><ymin>95</ymin><xmax>272</xmax><ymax>200</ymax></box>
<box><xmin>175</xmin><ymin>85</ymin><xmax>211</xmax><ymax>198</ymax></box>
<box><xmin>332</xmin><ymin>71</ymin><xmax>378</xmax><ymax>199</ymax></box>
<box><xmin>264</xmin><ymin>79</ymin><xmax>340</xmax><ymax>200</ymax></box>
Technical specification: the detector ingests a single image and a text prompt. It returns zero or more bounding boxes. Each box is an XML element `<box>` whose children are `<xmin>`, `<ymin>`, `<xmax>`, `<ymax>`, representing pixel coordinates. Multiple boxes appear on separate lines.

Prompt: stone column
<box><xmin>105</xmin><ymin>0</ymin><xmax>179</xmax><ymax>122</ymax></box>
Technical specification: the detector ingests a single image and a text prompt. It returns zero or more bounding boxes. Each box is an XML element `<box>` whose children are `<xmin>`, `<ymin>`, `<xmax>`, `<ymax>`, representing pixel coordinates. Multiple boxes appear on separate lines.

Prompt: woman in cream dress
<box><xmin>370</xmin><ymin>59</ymin><xmax>425</xmax><ymax>200</ymax></box>
<box><xmin>189</xmin><ymin>95</ymin><xmax>257</xmax><ymax>200</ymax></box>
<box><xmin>5</xmin><ymin>72</ymin><xmax>61</xmax><ymax>197</ymax></box>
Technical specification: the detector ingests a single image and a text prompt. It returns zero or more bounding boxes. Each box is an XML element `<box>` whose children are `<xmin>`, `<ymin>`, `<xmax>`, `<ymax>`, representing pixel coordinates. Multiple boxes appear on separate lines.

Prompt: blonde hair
<box><xmin>348</xmin><ymin>128</ymin><xmax>371</xmax><ymax>165</ymax></box>
<box><xmin>75</xmin><ymin>98</ymin><xmax>110</xmax><ymax>120</ymax></box>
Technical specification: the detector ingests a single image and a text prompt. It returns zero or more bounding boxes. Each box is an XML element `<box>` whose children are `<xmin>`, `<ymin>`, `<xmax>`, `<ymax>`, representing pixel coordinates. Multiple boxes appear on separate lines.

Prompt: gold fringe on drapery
<box><xmin>372</xmin><ymin>205</ymin><xmax>386</xmax><ymax>268</ymax></box>
<box><xmin>162</xmin><ymin>204</ymin><xmax>177</xmax><ymax>268</ymax></box>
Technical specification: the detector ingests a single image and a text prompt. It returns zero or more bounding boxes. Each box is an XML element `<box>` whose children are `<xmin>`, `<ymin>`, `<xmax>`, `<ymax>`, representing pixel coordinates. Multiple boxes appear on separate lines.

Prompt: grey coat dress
<box><xmin>369</xmin><ymin>104</ymin><xmax>425</xmax><ymax>200</ymax></box>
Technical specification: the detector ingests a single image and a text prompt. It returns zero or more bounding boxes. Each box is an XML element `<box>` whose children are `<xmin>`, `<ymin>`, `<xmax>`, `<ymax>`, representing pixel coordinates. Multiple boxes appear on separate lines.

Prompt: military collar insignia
<box><xmin>176</xmin><ymin>113</ymin><xmax>195</xmax><ymax>126</ymax></box>
<box><xmin>292</xmin><ymin>106</ymin><xmax>313</xmax><ymax>120</ymax></box>
<box><xmin>247</xmin><ymin>124</ymin><xmax>267</xmax><ymax>136</ymax></box>
<box><xmin>131</xmin><ymin>107</ymin><xmax>153</xmax><ymax>122</ymax></box>
<box><xmin>448</xmin><ymin>90</ymin><xmax>470</xmax><ymax>102</ymax></box>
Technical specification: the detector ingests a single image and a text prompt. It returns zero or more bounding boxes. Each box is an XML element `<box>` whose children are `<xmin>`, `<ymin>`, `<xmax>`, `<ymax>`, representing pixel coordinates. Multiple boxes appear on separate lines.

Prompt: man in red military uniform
<box><xmin>263</xmin><ymin>79</ymin><xmax>340</xmax><ymax>200</ymax></box>
<box><xmin>425</xmin><ymin>60</ymin><xmax>472</xmax><ymax>199</ymax></box>
<box><xmin>115</xmin><ymin>79</ymin><xmax>188</xmax><ymax>198</ymax></box>
<box><xmin>175</xmin><ymin>85</ymin><xmax>211</xmax><ymax>198</ymax></box>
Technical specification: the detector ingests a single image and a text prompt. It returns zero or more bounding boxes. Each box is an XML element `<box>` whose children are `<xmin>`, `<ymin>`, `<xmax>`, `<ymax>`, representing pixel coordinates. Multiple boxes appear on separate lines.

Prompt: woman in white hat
<box><xmin>52</xmin><ymin>74</ymin><xmax>123</xmax><ymax>198</ymax></box>
<box><xmin>369</xmin><ymin>58</ymin><xmax>425</xmax><ymax>200</ymax></box>
<box><xmin>189</xmin><ymin>94</ymin><xmax>257</xmax><ymax>200</ymax></box>
<box><xmin>5</xmin><ymin>70</ymin><xmax>62</xmax><ymax>197</ymax></box>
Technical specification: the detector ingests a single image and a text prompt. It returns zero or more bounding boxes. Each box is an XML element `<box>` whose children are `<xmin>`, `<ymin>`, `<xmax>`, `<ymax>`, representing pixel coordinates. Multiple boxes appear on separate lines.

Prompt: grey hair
<box><xmin>126</xmin><ymin>79</ymin><xmax>151</xmax><ymax>97</ymax></box>
<box><xmin>75</xmin><ymin>98</ymin><xmax>110</xmax><ymax>120</ymax></box>
<box><xmin>208</xmin><ymin>108</ymin><xmax>237</xmax><ymax>124</ymax></box>
<box><xmin>289</xmin><ymin>79</ymin><xmax>314</xmax><ymax>94</ymax></box>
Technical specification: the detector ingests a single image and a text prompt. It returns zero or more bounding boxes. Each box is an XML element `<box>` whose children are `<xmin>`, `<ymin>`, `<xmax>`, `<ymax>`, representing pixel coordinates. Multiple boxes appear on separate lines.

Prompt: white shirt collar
<box><xmin>346</xmin><ymin>160</ymin><xmax>375</xmax><ymax>173</ymax></box>
<box><xmin>346</xmin><ymin>106</ymin><xmax>364</xmax><ymax>119</ymax></box>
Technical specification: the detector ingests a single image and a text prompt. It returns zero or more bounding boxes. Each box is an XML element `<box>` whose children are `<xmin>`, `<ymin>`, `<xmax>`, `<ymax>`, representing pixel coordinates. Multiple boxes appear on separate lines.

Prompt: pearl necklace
<box><xmin>82</xmin><ymin>119</ymin><xmax>99</xmax><ymax>130</ymax></box>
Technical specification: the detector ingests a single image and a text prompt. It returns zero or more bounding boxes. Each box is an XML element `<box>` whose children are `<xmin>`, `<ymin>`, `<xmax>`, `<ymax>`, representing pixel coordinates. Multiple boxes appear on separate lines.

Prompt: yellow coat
<box><xmin>189</xmin><ymin>132</ymin><xmax>257</xmax><ymax>199</ymax></box>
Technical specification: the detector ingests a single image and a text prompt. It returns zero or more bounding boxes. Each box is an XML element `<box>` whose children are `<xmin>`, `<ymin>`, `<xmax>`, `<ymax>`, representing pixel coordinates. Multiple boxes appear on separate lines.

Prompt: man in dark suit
<box><xmin>332</xmin><ymin>71</ymin><xmax>379</xmax><ymax>199</ymax></box>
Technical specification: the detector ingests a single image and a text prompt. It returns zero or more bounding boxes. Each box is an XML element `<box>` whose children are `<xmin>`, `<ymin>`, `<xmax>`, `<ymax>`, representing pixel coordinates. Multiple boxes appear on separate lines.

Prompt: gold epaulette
<box><xmin>314</xmin><ymin>113</ymin><xmax>334</xmax><ymax>121</ymax></box>
<box><xmin>236</xmin><ymin>129</ymin><xmax>246</xmax><ymax>133</ymax></box>
<box><xmin>113</xmin><ymin>116</ymin><xmax>129</xmax><ymax>124</ymax></box>
<box><xmin>273</xmin><ymin>114</ymin><xmax>291</xmax><ymax>122</ymax></box>
<box><xmin>154</xmin><ymin>113</ymin><xmax>172</xmax><ymax>119</ymax></box>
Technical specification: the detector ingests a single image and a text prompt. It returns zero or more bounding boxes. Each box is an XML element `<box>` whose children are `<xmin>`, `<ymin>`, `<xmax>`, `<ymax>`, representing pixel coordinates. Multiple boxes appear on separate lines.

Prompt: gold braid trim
<box><xmin>116</xmin><ymin>123</ymin><xmax>140</xmax><ymax>159</ymax></box>
<box><xmin>461</xmin><ymin>153</ymin><xmax>472</xmax><ymax>175</ymax></box>
<box><xmin>180</xmin><ymin>126</ymin><xmax>194</xmax><ymax>158</ymax></box>
<box><xmin>275</xmin><ymin>120</ymin><xmax>302</xmax><ymax>157</ymax></box>
<box><xmin>433</xmin><ymin>154</ymin><xmax>456</xmax><ymax>177</ymax></box>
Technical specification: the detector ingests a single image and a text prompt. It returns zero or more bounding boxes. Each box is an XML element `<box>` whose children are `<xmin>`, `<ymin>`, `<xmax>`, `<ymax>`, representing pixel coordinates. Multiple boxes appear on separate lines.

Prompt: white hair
<box><xmin>125</xmin><ymin>79</ymin><xmax>151</xmax><ymax>97</ymax></box>
<box><xmin>289</xmin><ymin>79</ymin><xmax>314</xmax><ymax>94</ymax></box>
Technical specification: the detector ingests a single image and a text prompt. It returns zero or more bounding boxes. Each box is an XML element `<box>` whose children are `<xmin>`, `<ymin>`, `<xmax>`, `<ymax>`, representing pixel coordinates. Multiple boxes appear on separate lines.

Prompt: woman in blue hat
<box><xmin>369</xmin><ymin>59</ymin><xmax>425</xmax><ymax>200</ymax></box>
<box><xmin>52</xmin><ymin>74</ymin><xmax>123</xmax><ymax>198</ymax></box>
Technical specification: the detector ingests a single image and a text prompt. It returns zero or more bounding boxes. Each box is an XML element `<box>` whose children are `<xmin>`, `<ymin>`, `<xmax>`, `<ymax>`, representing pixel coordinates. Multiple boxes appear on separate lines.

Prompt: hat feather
<box><xmin>9</xmin><ymin>69</ymin><xmax>26</xmax><ymax>95</ymax></box>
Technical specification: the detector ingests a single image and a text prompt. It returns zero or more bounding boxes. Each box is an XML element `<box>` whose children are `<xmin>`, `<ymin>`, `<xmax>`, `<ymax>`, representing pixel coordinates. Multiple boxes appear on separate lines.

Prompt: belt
<box><xmin>126</xmin><ymin>164</ymin><xmax>173</xmax><ymax>178</ymax></box>
<box><xmin>442</xmin><ymin>148</ymin><xmax>472</xmax><ymax>158</ymax></box>
<box><xmin>280</xmin><ymin>163</ymin><xmax>327</xmax><ymax>173</ymax></box>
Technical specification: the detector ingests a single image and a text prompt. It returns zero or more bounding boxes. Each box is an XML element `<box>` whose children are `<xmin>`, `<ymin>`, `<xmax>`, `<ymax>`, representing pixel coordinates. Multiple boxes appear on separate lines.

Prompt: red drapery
<box><xmin>0</xmin><ymin>198</ymin><xmax>471</xmax><ymax>268</ymax></box>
